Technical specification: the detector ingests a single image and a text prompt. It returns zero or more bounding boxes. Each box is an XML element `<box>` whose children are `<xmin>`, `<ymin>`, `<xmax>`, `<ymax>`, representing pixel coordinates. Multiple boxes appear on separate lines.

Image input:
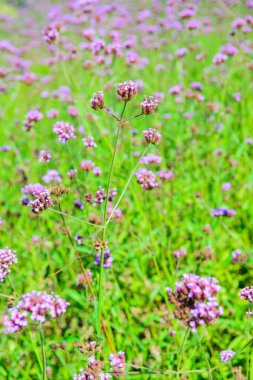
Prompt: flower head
<box><xmin>239</xmin><ymin>286</ymin><xmax>253</xmax><ymax>302</ymax></box>
<box><xmin>141</xmin><ymin>96</ymin><xmax>158</xmax><ymax>115</ymax></box>
<box><xmin>53</xmin><ymin>121</ymin><xmax>76</xmax><ymax>143</ymax></box>
<box><xmin>90</xmin><ymin>91</ymin><xmax>105</xmax><ymax>110</ymax></box>
<box><xmin>0</xmin><ymin>248</ymin><xmax>17</xmax><ymax>282</ymax></box>
<box><xmin>143</xmin><ymin>128</ymin><xmax>162</xmax><ymax>145</ymax></box>
<box><xmin>220</xmin><ymin>350</ymin><xmax>235</xmax><ymax>363</ymax></box>
<box><xmin>117</xmin><ymin>81</ymin><xmax>137</xmax><ymax>101</ymax></box>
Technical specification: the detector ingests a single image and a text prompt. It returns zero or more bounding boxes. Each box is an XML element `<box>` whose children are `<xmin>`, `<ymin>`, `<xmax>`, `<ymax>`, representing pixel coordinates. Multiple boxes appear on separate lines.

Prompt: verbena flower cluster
<box><xmin>0</xmin><ymin>248</ymin><xmax>17</xmax><ymax>282</ymax></box>
<box><xmin>239</xmin><ymin>286</ymin><xmax>253</xmax><ymax>302</ymax></box>
<box><xmin>4</xmin><ymin>291</ymin><xmax>69</xmax><ymax>334</ymax></box>
<box><xmin>167</xmin><ymin>274</ymin><xmax>223</xmax><ymax>332</ymax></box>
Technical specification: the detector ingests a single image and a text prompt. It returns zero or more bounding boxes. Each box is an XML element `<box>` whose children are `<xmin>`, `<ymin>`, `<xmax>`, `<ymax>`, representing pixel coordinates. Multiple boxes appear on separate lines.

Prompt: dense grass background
<box><xmin>0</xmin><ymin>0</ymin><xmax>252</xmax><ymax>379</ymax></box>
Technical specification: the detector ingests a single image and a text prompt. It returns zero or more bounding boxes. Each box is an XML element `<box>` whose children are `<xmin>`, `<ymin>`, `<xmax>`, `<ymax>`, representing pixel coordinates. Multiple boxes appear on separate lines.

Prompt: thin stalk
<box><xmin>39</xmin><ymin>326</ymin><xmax>47</xmax><ymax>380</ymax></box>
<box><xmin>106</xmin><ymin>145</ymin><xmax>150</xmax><ymax>226</ymax></box>
<box><xmin>97</xmin><ymin>102</ymin><xmax>126</xmax><ymax>338</ymax></box>
<box><xmin>122</xmin><ymin>113</ymin><xmax>143</xmax><ymax>122</ymax></box>
<box><xmin>7</xmin><ymin>275</ymin><xmax>19</xmax><ymax>298</ymax></box>
<box><xmin>177</xmin><ymin>328</ymin><xmax>190</xmax><ymax>379</ymax></box>
<box><xmin>58</xmin><ymin>202</ymin><xmax>95</xmax><ymax>299</ymax></box>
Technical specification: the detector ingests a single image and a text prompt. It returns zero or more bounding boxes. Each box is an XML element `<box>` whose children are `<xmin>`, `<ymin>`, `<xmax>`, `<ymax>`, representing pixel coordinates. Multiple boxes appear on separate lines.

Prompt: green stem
<box><xmin>106</xmin><ymin>145</ymin><xmax>150</xmax><ymax>226</ymax></box>
<box><xmin>97</xmin><ymin>102</ymin><xmax>126</xmax><ymax>338</ymax></box>
<box><xmin>39</xmin><ymin>326</ymin><xmax>47</xmax><ymax>380</ymax></box>
<box><xmin>177</xmin><ymin>328</ymin><xmax>190</xmax><ymax>379</ymax></box>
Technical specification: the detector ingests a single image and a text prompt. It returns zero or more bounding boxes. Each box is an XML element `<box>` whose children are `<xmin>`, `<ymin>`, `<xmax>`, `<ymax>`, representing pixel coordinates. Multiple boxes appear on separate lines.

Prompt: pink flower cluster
<box><xmin>143</xmin><ymin>128</ymin><xmax>162</xmax><ymax>145</ymax></box>
<box><xmin>108</xmin><ymin>351</ymin><xmax>125</xmax><ymax>373</ymax></box>
<box><xmin>4</xmin><ymin>291</ymin><xmax>69</xmax><ymax>334</ymax></box>
<box><xmin>211</xmin><ymin>208</ymin><xmax>236</xmax><ymax>217</ymax></box>
<box><xmin>23</xmin><ymin>110</ymin><xmax>43</xmax><ymax>131</ymax></box>
<box><xmin>90</xmin><ymin>91</ymin><xmax>105</xmax><ymax>110</ymax></box>
<box><xmin>136</xmin><ymin>169</ymin><xmax>159</xmax><ymax>190</ymax></box>
<box><xmin>30</xmin><ymin>191</ymin><xmax>53</xmax><ymax>214</ymax></box>
<box><xmin>141</xmin><ymin>96</ymin><xmax>158</xmax><ymax>115</ymax></box>
<box><xmin>53</xmin><ymin>121</ymin><xmax>76</xmax><ymax>143</ymax></box>
<box><xmin>0</xmin><ymin>248</ymin><xmax>17</xmax><ymax>282</ymax></box>
<box><xmin>117</xmin><ymin>81</ymin><xmax>137</xmax><ymax>101</ymax></box>
<box><xmin>220</xmin><ymin>350</ymin><xmax>235</xmax><ymax>363</ymax></box>
<box><xmin>239</xmin><ymin>286</ymin><xmax>253</xmax><ymax>302</ymax></box>
<box><xmin>167</xmin><ymin>274</ymin><xmax>223</xmax><ymax>332</ymax></box>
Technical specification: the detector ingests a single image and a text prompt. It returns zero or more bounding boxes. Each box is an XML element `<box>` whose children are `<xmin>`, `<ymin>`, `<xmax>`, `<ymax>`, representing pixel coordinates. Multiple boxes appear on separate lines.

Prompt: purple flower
<box><xmin>157</xmin><ymin>170</ymin><xmax>174</xmax><ymax>180</ymax></box>
<box><xmin>136</xmin><ymin>169</ymin><xmax>159</xmax><ymax>190</ymax></box>
<box><xmin>140</xmin><ymin>154</ymin><xmax>162</xmax><ymax>165</ymax></box>
<box><xmin>30</xmin><ymin>191</ymin><xmax>53</xmax><ymax>214</ymax></box>
<box><xmin>211</xmin><ymin>208</ymin><xmax>236</xmax><ymax>217</ymax></box>
<box><xmin>39</xmin><ymin>150</ymin><xmax>51</xmax><ymax>163</ymax></box>
<box><xmin>90</xmin><ymin>91</ymin><xmax>105</xmax><ymax>110</ymax></box>
<box><xmin>83</xmin><ymin>136</ymin><xmax>97</xmax><ymax>148</ymax></box>
<box><xmin>167</xmin><ymin>274</ymin><xmax>223</xmax><ymax>332</ymax></box>
<box><xmin>4</xmin><ymin>291</ymin><xmax>69</xmax><ymax>333</ymax></box>
<box><xmin>22</xmin><ymin>183</ymin><xmax>46</xmax><ymax>196</ymax></box>
<box><xmin>80</xmin><ymin>160</ymin><xmax>95</xmax><ymax>172</ymax></box>
<box><xmin>239</xmin><ymin>286</ymin><xmax>253</xmax><ymax>302</ymax></box>
<box><xmin>117</xmin><ymin>81</ymin><xmax>137</xmax><ymax>101</ymax></box>
<box><xmin>213</xmin><ymin>53</ymin><xmax>227</xmax><ymax>64</ymax></box>
<box><xmin>173</xmin><ymin>248</ymin><xmax>187</xmax><ymax>259</ymax></box>
<box><xmin>141</xmin><ymin>96</ymin><xmax>158</xmax><ymax>115</ymax></box>
<box><xmin>143</xmin><ymin>128</ymin><xmax>162</xmax><ymax>145</ymax></box>
<box><xmin>0</xmin><ymin>248</ymin><xmax>17</xmax><ymax>282</ymax></box>
<box><xmin>53</xmin><ymin>121</ymin><xmax>76</xmax><ymax>143</ymax></box>
<box><xmin>108</xmin><ymin>351</ymin><xmax>125</xmax><ymax>372</ymax></box>
<box><xmin>220</xmin><ymin>350</ymin><xmax>235</xmax><ymax>363</ymax></box>
<box><xmin>42</xmin><ymin>170</ymin><xmax>62</xmax><ymax>183</ymax></box>
<box><xmin>95</xmin><ymin>249</ymin><xmax>112</xmax><ymax>268</ymax></box>
<box><xmin>24</xmin><ymin>110</ymin><xmax>43</xmax><ymax>131</ymax></box>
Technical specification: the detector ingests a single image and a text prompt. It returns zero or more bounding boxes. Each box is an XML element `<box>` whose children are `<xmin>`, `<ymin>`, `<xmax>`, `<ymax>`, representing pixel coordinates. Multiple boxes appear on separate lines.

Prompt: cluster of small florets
<box><xmin>173</xmin><ymin>248</ymin><xmax>187</xmax><ymax>259</ymax></box>
<box><xmin>42</xmin><ymin>169</ymin><xmax>62</xmax><ymax>183</ymax></box>
<box><xmin>83</xmin><ymin>136</ymin><xmax>97</xmax><ymax>148</ymax></box>
<box><xmin>4</xmin><ymin>291</ymin><xmax>69</xmax><ymax>334</ymax></box>
<box><xmin>0</xmin><ymin>248</ymin><xmax>17</xmax><ymax>282</ymax></box>
<box><xmin>140</xmin><ymin>153</ymin><xmax>162</xmax><ymax>165</ymax></box>
<box><xmin>108</xmin><ymin>351</ymin><xmax>125</xmax><ymax>374</ymax></box>
<box><xmin>220</xmin><ymin>350</ymin><xmax>235</xmax><ymax>363</ymax></box>
<box><xmin>53</xmin><ymin>121</ymin><xmax>76</xmax><ymax>143</ymax></box>
<box><xmin>81</xmin><ymin>160</ymin><xmax>95</xmax><ymax>172</ymax></box>
<box><xmin>136</xmin><ymin>169</ymin><xmax>159</xmax><ymax>190</ymax></box>
<box><xmin>231</xmin><ymin>249</ymin><xmax>246</xmax><ymax>263</ymax></box>
<box><xmin>211</xmin><ymin>208</ymin><xmax>236</xmax><ymax>217</ymax></box>
<box><xmin>39</xmin><ymin>150</ymin><xmax>51</xmax><ymax>162</ymax></box>
<box><xmin>90</xmin><ymin>91</ymin><xmax>105</xmax><ymax>110</ymax></box>
<box><xmin>29</xmin><ymin>190</ymin><xmax>53</xmax><ymax>214</ymax></box>
<box><xmin>43</xmin><ymin>25</ymin><xmax>60</xmax><ymax>44</ymax></box>
<box><xmin>141</xmin><ymin>96</ymin><xmax>158</xmax><ymax>115</ymax></box>
<box><xmin>23</xmin><ymin>110</ymin><xmax>43</xmax><ymax>131</ymax></box>
<box><xmin>95</xmin><ymin>248</ymin><xmax>112</xmax><ymax>269</ymax></box>
<box><xmin>117</xmin><ymin>81</ymin><xmax>138</xmax><ymax>101</ymax></box>
<box><xmin>73</xmin><ymin>356</ymin><xmax>111</xmax><ymax>380</ymax></box>
<box><xmin>22</xmin><ymin>183</ymin><xmax>46</xmax><ymax>196</ymax></box>
<box><xmin>167</xmin><ymin>274</ymin><xmax>223</xmax><ymax>332</ymax></box>
<box><xmin>239</xmin><ymin>286</ymin><xmax>253</xmax><ymax>302</ymax></box>
<box><xmin>143</xmin><ymin>128</ymin><xmax>162</xmax><ymax>145</ymax></box>
<box><xmin>157</xmin><ymin>170</ymin><xmax>174</xmax><ymax>180</ymax></box>
<box><xmin>93</xmin><ymin>187</ymin><xmax>106</xmax><ymax>206</ymax></box>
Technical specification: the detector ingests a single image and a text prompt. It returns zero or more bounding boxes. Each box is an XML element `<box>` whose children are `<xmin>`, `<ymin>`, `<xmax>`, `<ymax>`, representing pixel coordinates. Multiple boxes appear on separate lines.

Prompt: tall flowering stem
<box><xmin>177</xmin><ymin>328</ymin><xmax>190</xmax><ymax>380</ymax></box>
<box><xmin>97</xmin><ymin>102</ymin><xmax>127</xmax><ymax>338</ymax></box>
<box><xmin>39</xmin><ymin>326</ymin><xmax>47</xmax><ymax>380</ymax></box>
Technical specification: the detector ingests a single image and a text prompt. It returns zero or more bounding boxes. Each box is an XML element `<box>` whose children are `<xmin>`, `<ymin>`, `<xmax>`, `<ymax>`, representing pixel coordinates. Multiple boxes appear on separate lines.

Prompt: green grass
<box><xmin>0</xmin><ymin>1</ymin><xmax>253</xmax><ymax>379</ymax></box>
